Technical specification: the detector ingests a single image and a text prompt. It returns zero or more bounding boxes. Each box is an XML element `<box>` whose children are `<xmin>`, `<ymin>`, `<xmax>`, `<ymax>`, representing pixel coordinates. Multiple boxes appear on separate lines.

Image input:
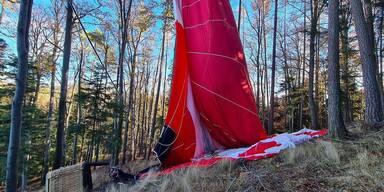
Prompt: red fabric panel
<box><xmin>144</xmin><ymin>129</ymin><xmax>327</xmax><ymax>178</ymax></box>
<box><xmin>238</xmin><ymin>141</ymin><xmax>281</xmax><ymax>158</ymax></box>
<box><xmin>181</xmin><ymin>0</ymin><xmax>267</xmax><ymax>147</ymax></box>
<box><xmin>162</xmin><ymin>22</ymin><xmax>196</xmax><ymax>167</ymax></box>
<box><xmin>294</xmin><ymin>129</ymin><xmax>328</xmax><ymax>137</ymax></box>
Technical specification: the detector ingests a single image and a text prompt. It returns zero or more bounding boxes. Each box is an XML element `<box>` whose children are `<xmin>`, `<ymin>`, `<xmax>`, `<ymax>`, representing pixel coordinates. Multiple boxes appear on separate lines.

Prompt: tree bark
<box><xmin>73</xmin><ymin>43</ymin><xmax>84</xmax><ymax>164</ymax></box>
<box><xmin>268</xmin><ymin>0</ymin><xmax>279</xmax><ymax>135</ymax></box>
<box><xmin>237</xmin><ymin>0</ymin><xmax>242</xmax><ymax>32</ymax></box>
<box><xmin>340</xmin><ymin>4</ymin><xmax>353</xmax><ymax>123</ymax></box>
<box><xmin>308</xmin><ymin>0</ymin><xmax>320</xmax><ymax>129</ymax></box>
<box><xmin>122</xmin><ymin>30</ymin><xmax>139</xmax><ymax>164</ymax></box>
<box><xmin>41</xmin><ymin>30</ymin><xmax>59</xmax><ymax>185</ymax></box>
<box><xmin>112</xmin><ymin>0</ymin><xmax>133</xmax><ymax>166</ymax></box>
<box><xmin>327</xmin><ymin>0</ymin><xmax>347</xmax><ymax>138</ymax></box>
<box><xmin>351</xmin><ymin>0</ymin><xmax>384</xmax><ymax>124</ymax></box>
<box><xmin>148</xmin><ymin>10</ymin><xmax>168</xmax><ymax>158</ymax></box>
<box><xmin>299</xmin><ymin>0</ymin><xmax>307</xmax><ymax>130</ymax></box>
<box><xmin>5</xmin><ymin>0</ymin><xmax>33</xmax><ymax>191</ymax></box>
<box><xmin>54</xmin><ymin>0</ymin><xmax>73</xmax><ymax>169</ymax></box>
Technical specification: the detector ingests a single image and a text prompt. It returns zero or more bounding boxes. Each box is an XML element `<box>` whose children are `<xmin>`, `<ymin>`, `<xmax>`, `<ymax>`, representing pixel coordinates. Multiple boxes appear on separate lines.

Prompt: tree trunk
<box><xmin>299</xmin><ymin>0</ymin><xmax>307</xmax><ymax>130</ymax></box>
<box><xmin>145</xmin><ymin>60</ymin><xmax>159</xmax><ymax>159</ymax></box>
<box><xmin>73</xmin><ymin>42</ymin><xmax>84</xmax><ymax>164</ymax></box>
<box><xmin>327</xmin><ymin>0</ymin><xmax>347</xmax><ymax>138</ymax></box>
<box><xmin>237</xmin><ymin>0</ymin><xmax>242</xmax><ymax>32</ymax></box>
<box><xmin>41</xmin><ymin>34</ymin><xmax>59</xmax><ymax>185</ymax></box>
<box><xmin>376</xmin><ymin>1</ymin><xmax>384</xmax><ymax>110</ymax></box>
<box><xmin>351</xmin><ymin>0</ymin><xmax>384</xmax><ymax>125</ymax></box>
<box><xmin>148</xmin><ymin>12</ymin><xmax>168</xmax><ymax>158</ymax></box>
<box><xmin>340</xmin><ymin>4</ymin><xmax>353</xmax><ymax>123</ymax></box>
<box><xmin>32</xmin><ymin>73</ymin><xmax>41</xmax><ymax>105</ymax></box>
<box><xmin>308</xmin><ymin>0</ymin><xmax>320</xmax><ymax>129</ymax></box>
<box><xmin>256</xmin><ymin>7</ymin><xmax>261</xmax><ymax>114</ymax></box>
<box><xmin>262</xmin><ymin>0</ymin><xmax>269</xmax><ymax>126</ymax></box>
<box><xmin>112</xmin><ymin>0</ymin><xmax>133</xmax><ymax>166</ymax></box>
<box><xmin>268</xmin><ymin>0</ymin><xmax>279</xmax><ymax>135</ymax></box>
<box><xmin>122</xmin><ymin>33</ymin><xmax>138</xmax><ymax>164</ymax></box>
<box><xmin>5</xmin><ymin>0</ymin><xmax>33</xmax><ymax>190</ymax></box>
<box><xmin>54</xmin><ymin>0</ymin><xmax>73</xmax><ymax>169</ymax></box>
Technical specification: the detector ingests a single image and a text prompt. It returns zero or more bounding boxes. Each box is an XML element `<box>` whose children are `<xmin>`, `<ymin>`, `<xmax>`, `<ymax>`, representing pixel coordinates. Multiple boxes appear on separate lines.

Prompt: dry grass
<box><xmin>100</xmin><ymin>126</ymin><xmax>384</xmax><ymax>192</ymax></box>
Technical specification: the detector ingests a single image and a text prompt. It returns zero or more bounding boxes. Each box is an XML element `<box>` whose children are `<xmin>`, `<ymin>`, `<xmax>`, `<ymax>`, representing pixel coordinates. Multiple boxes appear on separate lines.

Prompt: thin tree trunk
<box><xmin>5</xmin><ymin>0</ymin><xmax>33</xmax><ymax>190</ymax></box>
<box><xmin>340</xmin><ymin>4</ymin><xmax>353</xmax><ymax>123</ymax></box>
<box><xmin>262</xmin><ymin>0</ymin><xmax>269</xmax><ymax>126</ymax></box>
<box><xmin>122</xmin><ymin>30</ymin><xmax>140</xmax><ymax>164</ymax></box>
<box><xmin>54</xmin><ymin>0</ymin><xmax>73</xmax><ymax>169</ymax></box>
<box><xmin>41</xmin><ymin>37</ymin><xmax>59</xmax><ymax>185</ymax></box>
<box><xmin>162</xmin><ymin>41</ymin><xmax>168</xmax><ymax>118</ymax></box>
<box><xmin>308</xmin><ymin>0</ymin><xmax>320</xmax><ymax>129</ymax></box>
<box><xmin>139</xmin><ymin>68</ymin><xmax>149</xmax><ymax>157</ymax></box>
<box><xmin>32</xmin><ymin>73</ymin><xmax>41</xmax><ymax>105</ymax></box>
<box><xmin>145</xmin><ymin>61</ymin><xmax>159</xmax><ymax>159</ymax></box>
<box><xmin>268</xmin><ymin>0</ymin><xmax>278</xmax><ymax>135</ymax></box>
<box><xmin>256</xmin><ymin>7</ymin><xmax>261</xmax><ymax>114</ymax></box>
<box><xmin>299</xmin><ymin>0</ymin><xmax>307</xmax><ymax>130</ymax></box>
<box><xmin>237</xmin><ymin>0</ymin><xmax>242</xmax><ymax>32</ymax></box>
<box><xmin>148</xmin><ymin>12</ymin><xmax>168</xmax><ymax>158</ymax></box>
<box><xmin>73</xmin><ymin>42</ymin><xmax>84</xmax><ymax>164</ymax></box>
<box><xmin>112</xmin><ymin>0</ymin><xmax>133</xmax><ymax>166</ymax></box>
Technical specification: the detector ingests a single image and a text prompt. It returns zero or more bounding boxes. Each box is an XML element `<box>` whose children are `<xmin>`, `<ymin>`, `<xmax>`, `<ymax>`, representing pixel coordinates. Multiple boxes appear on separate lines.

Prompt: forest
<box><xmin>1</xmin><ymin>0</ymin><xmax>384</xmax><ymax>191</ymax></box>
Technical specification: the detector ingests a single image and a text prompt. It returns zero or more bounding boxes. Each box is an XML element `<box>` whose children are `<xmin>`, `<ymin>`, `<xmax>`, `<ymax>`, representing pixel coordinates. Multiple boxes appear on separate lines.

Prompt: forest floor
<box><xmin>97</xmin><ymin>123</ymin><xmax>384</xmax><ymax>192</ymax></box>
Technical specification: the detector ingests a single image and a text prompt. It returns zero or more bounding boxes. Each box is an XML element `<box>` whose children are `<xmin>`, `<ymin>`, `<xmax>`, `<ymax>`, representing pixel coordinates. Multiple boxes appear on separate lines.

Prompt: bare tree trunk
<box><xmin>148</xmin><ymin>11</ymin><xmax>168</xmax><ymax>158</ymax></box>
<box><xmin>112</xmin><ymin>0</ymin><xmax>133</xmax><ymax>166</ymax></box>
<box><xmin>5</xmin><ymin>0</ymin><xmax>33</xmax><ymax>190</ymax></box>
<box><xmin>162</xmin><ymin>41</ymin><xmax>169</xmax><ymax>118</ymax></box>
<box><xmin>376</xmin><ymin>1</ymin><xmax>384</xmax><ymax>110</ymax></box>
<box><xmin>308</xmin><ymin>0</ymin><xmax>320</xmax><ymax>129</ymax></box>
<box><xmin>351</xmin><ymin>0</ymin><xmax>384</xmax><ymax>125</ymax></box>
<box><xmin>73</xmin><ymin>44</ymin><xmax>84</xmax><ymax>164</ymax></box>
<box><xmin>283</xmin><ymin>0</ymin><xmax>290</xmax><ymax>131</ymax></box>
<box><xmin>340</xmin><ymin>4</ymin><xmax>353</xmax><ymax>123</ymax></box>
<box><xmin>54</xmin><ymin>0</ymin><xmax>73</xmax><ymax>169</ymax></box>
<box><xmin>299</xmin><ymin>0</ymin><xmax>307</xmax><ymax>130</ymax></box>
<box><xmin>122</xmin><ymin>29</ymin><xmax>140</xmax><ymax>164</ymax></box>
<box><xmin>268</xmin><ymin>0</ymin><xmax>279</xmax><ymax>135</ymax></box>
<box><xmin>237</xmin><ymin>0</ymin><xmax>242</xmax><ymax>32</ymax></box>
<box><xmin>133</xmin><ymin>73</ymin><xmax>144</xmax><ymax>160</ymax></box>
<box><xmin>41</xmin><ymin>36</ymin><xmax>59</xmax><ymax>185</ymax></box>
<box><xmin>140</xmin><ymin>66</ymin><xmax>149</xmax><ymax>157</ymax></box>
<box><xmin>32</xmin><ymin>73</ymin><xmax>42</xmax><ymax>105</ymax></box>
<box><xmin>328</xmin><ymin>0</ymin><xmax>347</xmax><ymax>138</ymax></box>
<box><xmin>256</xmin><ymin>7</ymin><xmax>262</xmax><ymax>114</ymax></box>
<box><xmin>145</xmin><ymin>61</ymin><xmax>159</xmax><ymax>159</ymax></box>
<box><xmin>262</xmin><ymin>0</ymin><xmax>269</xmax><ymax>126</ymax></box>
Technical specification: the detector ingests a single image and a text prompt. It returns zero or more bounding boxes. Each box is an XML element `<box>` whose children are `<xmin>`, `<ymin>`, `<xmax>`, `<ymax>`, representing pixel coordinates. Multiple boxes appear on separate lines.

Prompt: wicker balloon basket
<box><xmin>46</xmin><ymin>164</ymin><xmax>84</xmax><ymax>192</ymax></box>
<box><xmin>45</xmin><ymin>161</ymin><xmax>109</xmax><ymax>192</ymax></box>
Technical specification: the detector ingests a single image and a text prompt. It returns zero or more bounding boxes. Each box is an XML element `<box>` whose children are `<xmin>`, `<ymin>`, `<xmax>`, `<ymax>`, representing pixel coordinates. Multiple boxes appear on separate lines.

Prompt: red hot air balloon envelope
<box><xmin>154</xmin><ymin>0</ymin><xmax>327</xmax><ymax>170</ymax></box>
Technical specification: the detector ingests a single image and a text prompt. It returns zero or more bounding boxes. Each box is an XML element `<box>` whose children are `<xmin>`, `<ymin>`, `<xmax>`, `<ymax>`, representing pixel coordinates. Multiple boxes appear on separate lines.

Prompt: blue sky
<box><xmin>1</xmin><ymin>0</ymin><xmax>312</xmax><ymax>94</ymax></box>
